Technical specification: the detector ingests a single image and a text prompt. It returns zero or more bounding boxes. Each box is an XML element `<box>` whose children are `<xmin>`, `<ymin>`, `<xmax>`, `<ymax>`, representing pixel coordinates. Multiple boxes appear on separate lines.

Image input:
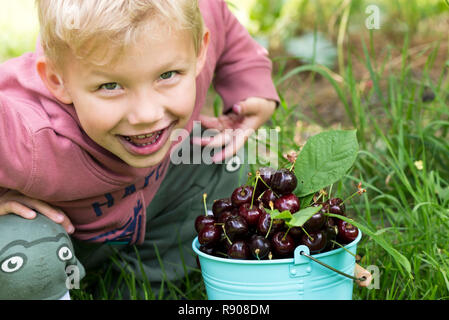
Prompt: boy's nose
<box><xmin>127</xmin><ymin>95</ymin><xmax>165</xmax><ymax>125</ymax></box>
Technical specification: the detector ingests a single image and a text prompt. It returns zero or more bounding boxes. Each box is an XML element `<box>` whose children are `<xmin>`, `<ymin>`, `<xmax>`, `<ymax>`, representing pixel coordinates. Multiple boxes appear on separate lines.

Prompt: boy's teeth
<box><xmin>123</xmin><ymin>130</ymin><xmax>162</xmax><ymax>146</ymax></box>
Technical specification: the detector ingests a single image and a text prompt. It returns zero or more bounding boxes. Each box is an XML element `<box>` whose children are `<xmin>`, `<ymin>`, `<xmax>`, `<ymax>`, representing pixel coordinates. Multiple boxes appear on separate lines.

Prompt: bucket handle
<box><xmin>299</xmin><ymin>249</ymin><xmax>366</xmax><ymax>282</ymax></box>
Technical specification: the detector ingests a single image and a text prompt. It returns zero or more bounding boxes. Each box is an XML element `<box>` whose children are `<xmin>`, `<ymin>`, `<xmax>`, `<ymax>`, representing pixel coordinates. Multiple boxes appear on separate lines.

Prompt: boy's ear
<box><xmin>195</xmin><ymin>28</ymin><xmax>210</xmax><ymax>77</ymax></box>
<box><xmin>36</xmin><ymin>56</ymin><xmax>73</xmax><ymax>105</ymax></box>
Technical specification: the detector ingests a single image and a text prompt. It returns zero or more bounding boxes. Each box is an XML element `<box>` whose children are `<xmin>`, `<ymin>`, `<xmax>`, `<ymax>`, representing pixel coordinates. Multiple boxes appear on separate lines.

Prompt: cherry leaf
<box><xmin>286</xmin><ymin>205</ymin><xmax>322</xmax><ymax>228</ymax></box>
<box><xmin>265</xmin><ymin>208</ymin><xmax>293</xmax><ymax>221</ymax></box>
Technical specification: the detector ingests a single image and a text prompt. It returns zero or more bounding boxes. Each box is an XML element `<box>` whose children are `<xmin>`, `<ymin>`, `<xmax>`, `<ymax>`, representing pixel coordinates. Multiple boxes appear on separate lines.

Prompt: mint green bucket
<box><xmin>192</xmin><ymin>231</ymin><xmax>362</xmax><ymax>300</ymax></box>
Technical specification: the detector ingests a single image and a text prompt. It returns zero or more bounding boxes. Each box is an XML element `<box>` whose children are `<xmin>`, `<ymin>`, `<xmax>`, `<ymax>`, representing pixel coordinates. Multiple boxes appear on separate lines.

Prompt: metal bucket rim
<box><xmin>192</xmin><ymin>230</ymin><xmax>362</xmax><ymax>265</ymax></box>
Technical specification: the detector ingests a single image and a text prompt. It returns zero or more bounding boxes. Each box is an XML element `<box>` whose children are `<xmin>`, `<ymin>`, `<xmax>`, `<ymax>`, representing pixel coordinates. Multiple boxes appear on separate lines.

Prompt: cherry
<box><xmin>248</xmin><ymin>235</ymin><xmax>271</xmax><ymax>260</ymax></box>
<box><xmin>260</xmin><ymin>189</ymin><xmax>277</xmax><ymax>208</ymax></box>
<box><xmin>256</xmin><ymin>212</ymin><xmax>285</xmax><ymax>237</ymax></box>
<box><xmin>227</xmin><ymin>240</ymin><xmax>250</xmax><ymax>260</ymax></box>
<box><xmin>199</xmin><ymin>244</ymin><xmax>215</xmax><ymax>256</ymax></box>
<box><xmin>238</xmin><ymin>203</ymin><xmax>262</xmax><ymax>226</ymax></box>
<box><xmin>323</xmin><ymin>217</ymin><xmax>338</xmax><ymax>251</ymax></box>
<box><xmin>212</xmin><ymin>198</ymin><xmax>233</xmax><ymax>219</ymax></box>
<box><xmin>217</xmin><ymin>209</ymin><xmax>239</xmax><ymax>224</ymax></box>
<box><xmin>231</xmin><ymin>185</ymin><xmax>254</xmax><ymax>207</ymax></box>
<box><xmin>224</xmin><ymin>215</ymin><xmax>249</xmax><ymax>241</ymax></box>
<box><xmin>300</xmin><ymin>230</ymin><xmax>327</xmax><ymax>253</ymax></box>
<box><xmin>303</xmin><ymin>203</ymin><xmax>328</xmax><ymax>232</ymax></box>
<box><xmin>328</xmin><ymin>198</ymin><xmax>346</xmax><ymax>215</ymax></box>
<box><xmin>198</xmin><ymin>224</ymin><xmax>221</xmax><ymax>247</ymax></box>
<box><xmin>271</xmin><ymin>231</ymin><xmax>295</xmax><ymax>257</ymax></box>
<box><xmin>270</xmin><ymin>168</ymin><xmax>297</xmax><ymax>195</ymax></box>
<box><xmin>288</xmin><ymin>226</ymin><xmax>304</xmax><ymax>240</ymax></box>
<box><xmin>254</xmin><ymin>167</ymin><xmax>276</xmax><ymax>197</ymax></box>
<box><xmin>194</xmin><ymin>215</ymin><xmax>216</xmax><ymax>233</ymax></box>
<box><xmin>274</xmin><ymin>193</ymin><xmax>300</xmax><ymax>213</ymax></box>
<box><xmin>337</xmin><ymin>220</ymin><xmax>359</xmax><ymax>244</ymax></box>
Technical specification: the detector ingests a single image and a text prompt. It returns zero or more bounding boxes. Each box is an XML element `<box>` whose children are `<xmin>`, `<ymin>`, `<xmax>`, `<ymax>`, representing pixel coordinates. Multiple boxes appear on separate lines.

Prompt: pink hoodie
<box><xmin>0</xmin><ymin>0</ymin><xmax>279</xmax><ymax>244</ymax></box>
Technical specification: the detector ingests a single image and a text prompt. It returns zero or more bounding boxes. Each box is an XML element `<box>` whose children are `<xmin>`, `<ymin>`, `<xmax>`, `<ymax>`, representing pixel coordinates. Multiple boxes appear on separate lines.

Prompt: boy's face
<box><xmin>57</xmin><ymin>28</ymin><xmax>206</xmax><ymax>168</ymax></box>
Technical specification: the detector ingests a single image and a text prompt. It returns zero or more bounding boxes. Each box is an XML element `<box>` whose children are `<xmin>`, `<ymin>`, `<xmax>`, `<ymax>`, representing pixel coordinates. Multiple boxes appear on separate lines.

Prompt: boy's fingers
<box><xmin>212</xmin><ymin>130</ymin><xmax>251</xmax><ymax>163</ymax></box>
<box><xmin>192</xmin><ymin>131</ymin><xmax>233</xmax><ymax>148</ymax></box>
<box><xmin>6</xmin><ymin>198</ymin><xmax>74</xmax><ymax>234</ymax></box>
<box><xmin>0</xmin><ymin>201</ymin><xmax>37</xmax><ymax>219</ymax></box>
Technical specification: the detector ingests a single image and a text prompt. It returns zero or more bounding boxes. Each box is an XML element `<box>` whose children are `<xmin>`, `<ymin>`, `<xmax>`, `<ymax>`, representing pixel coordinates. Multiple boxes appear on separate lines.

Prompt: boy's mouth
<box><xmin>122</xmin><ymin>130</ymin><xmax>164</xmax><ymax>146</ymax></box>
<box><xmin>118</xmin><ymin>121</ymin><xmax>177</xmax><ymax>156</ymax></box>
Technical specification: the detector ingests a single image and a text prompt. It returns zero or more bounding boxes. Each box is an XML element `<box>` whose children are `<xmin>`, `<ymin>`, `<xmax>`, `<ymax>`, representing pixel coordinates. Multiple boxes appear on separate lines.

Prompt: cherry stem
<box><xmin>265</xmin><ymin>217</ymin><xmax>273</xmax><ymax>239</ymax></box>
<box><xmin>203</xmin><ymin>193</ymin><xmax>208</xmax><ymax>216</ymax></box>
<box><xmin>282</xmin><ymin>227</ymin><xmax>291</xmax><ymax>241</ymax></box>
<box><xmin>250</xmin><ymin>173</ymin><xmax>260</xmax><ymax>209</ymax></box>
<box><xmin>301</xmin><ymin>226</ymin><xmax>314</xmax><ymax>241</ymax></box>
<box><xmin>254</xmin><ymin>249</ymin><xmax>261</xmax><ymax>261</ymax></box>
<box><xmin>258</xmin><ymin>174</ymin><xmax>281</xmax><ymax>198</ymax></box>
<box><xmin>221</xmin><ymin>225</ymin><xmax>232</xmax><ymax>245</ymax></box>
<box><xmin>342</xmin><ymin>190</ymin><xmax>363</xmax><ymax>205</ymax></box>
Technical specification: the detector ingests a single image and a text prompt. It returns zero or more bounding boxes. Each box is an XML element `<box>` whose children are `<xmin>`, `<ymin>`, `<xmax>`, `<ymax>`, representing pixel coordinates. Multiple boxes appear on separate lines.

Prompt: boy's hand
<box><xmin>193</xmin><ymin>97</ymin><xmax>277</xmax><ymax>163</ymax></box>
<box><xmin>0</xmin><ymin>190</ymin><xmax>75</xmax><ymax>234</ymax></box>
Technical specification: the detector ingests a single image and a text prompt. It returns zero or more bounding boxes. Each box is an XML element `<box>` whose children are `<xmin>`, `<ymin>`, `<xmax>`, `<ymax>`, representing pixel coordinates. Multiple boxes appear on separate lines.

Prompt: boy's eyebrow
<box><xmin>87</xmin><ymin>59</ymin><xmax>191</xmax><ymax>79</ymax></box>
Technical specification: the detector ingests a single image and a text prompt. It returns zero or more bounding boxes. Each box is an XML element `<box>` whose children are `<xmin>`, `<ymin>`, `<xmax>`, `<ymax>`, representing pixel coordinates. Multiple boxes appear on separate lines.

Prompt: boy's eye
<box><xmin>160</xmin><ymin>71</ymin><xmax>176</xmax><ymax>80</ymax></box>
<box><xmin>99</xmin><ymin>83</ymin><xmax>123</xmax><ymax>91</ymax></box>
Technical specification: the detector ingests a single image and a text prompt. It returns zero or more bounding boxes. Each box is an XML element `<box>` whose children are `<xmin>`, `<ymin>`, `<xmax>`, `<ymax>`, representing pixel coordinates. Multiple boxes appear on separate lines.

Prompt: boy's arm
<box><xmin>194</xmin><ymin>0</ymin><xmax>279</xmax><ymax>162</ymax></box>
<box><xmin>212</xmin><ymin>0</ymin><xmax>279</xmax><ymax>113</ymax></box>
<box><xmin>0</xmin><ymin>95</ymin><xmax>74</xmax><ymax>232</ymax></box>
<box><xmin>0</xmin><ymin>94</ymin><xmax>35</xmax><ymax>192</ymax></box>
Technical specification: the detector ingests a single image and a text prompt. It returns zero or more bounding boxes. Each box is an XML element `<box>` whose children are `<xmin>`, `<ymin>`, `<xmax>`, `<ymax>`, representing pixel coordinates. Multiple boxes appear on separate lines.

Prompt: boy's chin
<box><xmin>122</xmin><ymin>144</ymin><xmax>172</xmax><ymax>168</ymax></box>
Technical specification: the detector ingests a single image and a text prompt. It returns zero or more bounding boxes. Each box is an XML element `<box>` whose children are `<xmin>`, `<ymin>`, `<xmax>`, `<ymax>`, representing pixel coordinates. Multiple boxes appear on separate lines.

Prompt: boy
<box><xmin>0</xmin><ymin>0</ymin><xmax>278</xmax><ymax>299</ymax></box>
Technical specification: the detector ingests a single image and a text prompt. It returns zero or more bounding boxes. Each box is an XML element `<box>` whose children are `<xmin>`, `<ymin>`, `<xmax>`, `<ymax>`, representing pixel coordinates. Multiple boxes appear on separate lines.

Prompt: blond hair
<box><xmin>36</xmin><ymin>0</ymin><xmax>204</xmax><ymax>70</ymax></box>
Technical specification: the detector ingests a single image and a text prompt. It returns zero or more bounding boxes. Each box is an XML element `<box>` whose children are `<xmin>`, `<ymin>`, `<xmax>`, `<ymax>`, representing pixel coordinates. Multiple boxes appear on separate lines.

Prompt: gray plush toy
<box><xmin>0</xmin><ymin>213</ymin><xmax>85</xmax><ymax>300</ymax></box>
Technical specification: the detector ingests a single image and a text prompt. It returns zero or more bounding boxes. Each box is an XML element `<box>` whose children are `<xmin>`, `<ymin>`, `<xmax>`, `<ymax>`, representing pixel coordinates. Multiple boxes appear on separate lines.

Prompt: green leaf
<box><xmin>294</xmin><ymin>130</ymin><xmax>359</xmax><ymax>197</ymax></box>
<box><xmin>265</xmin><ymin>209</ymin><xmax>293</xmax><ymax>221</ymax></box>
<box><xmin>327</xmin><ymin>213</ymin><xmax>413</xmax><ymax>278</ymax></box>
<box><xmin>299</xmin><ymin>193</ymin><xmax>315</xmax><ymax>209</ymax></box>
<box><xmin>286</xmin><ymin>205</ymin><xmax>322</xmax><ymax>228</ymax></box>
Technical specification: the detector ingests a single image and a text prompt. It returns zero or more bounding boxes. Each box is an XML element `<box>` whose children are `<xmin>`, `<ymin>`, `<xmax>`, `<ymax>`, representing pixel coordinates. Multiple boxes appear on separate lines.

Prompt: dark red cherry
<box><xmin>256</xmin><ymin>212</ymin><xmax>285</xmax><ymax>237</ymax></box>
<box><xmin>254</xmin><ymin>167</ymin><xmax>276</xmax><ymax>197</ymax></box>
<box><xmin>248</xmin><ymin>235</ymin><xmax>271</xmax><ymax>259</ymax></box>
<box><xmin>224</xmin><ymin>215</ymin><xmax>249</xmax><ymax>241</ymax></box>
<box><xmin>337</xmin><ymin>220</ymin><xmax>359</xmax><ymax>244</ymax></box>
<box><xmin>300</xmin><ymin>230</ymin><xmax>327</xmax><ymax>253</ymax></box>
<box><xmin>328</xmin><ymin>198</ymin><xmax>346</xmax><ymax>216</ymax></box>
<box><xmin>271</xmin><ymin>231</ymin><xmax>295</xmax><ymax>257</ymax></box>
<box><xmin>323</xmin><ymin>219</ymin><xmax>338</xmax><ymax>252</ymax></box>
<box><xmin>274</xmin><ymin>193</ymin><xmax>300</xmax><ymax>213</ymax></box>
<box><xmin>212</xmin><ymin>198</ymin><xmax>233</xmax><ymax>219</ymax></box>
<box><xmin>260</xmin><ymin>189</ymin><xmax>277</xmax><ymax>208</ymax></box>
<box><xmin>238</xmin><ymin>203</ymin><xmax>262</xmax><ymax>226</ymax></box>
<box><xmin>194</xmin><ymin>215</ymin><xmax>216</xmax><ymax>233</ymax></box>
<box><xmin>231</xmin><ymin>185</ymin><xmax>254</xmax><ymax>207</ymax></box>
<box><xmin>217</xmin><ymin>209</ymin><xmax>239</xmax><ymax>224</ymax></box>
<box><xmin>270</xmin><ymin>169</ymin><xmax>298</xmax><ymax>195</ymax></box>
<box><xmin>288</xmin><ymin>226</ymin><xmax>304</xmax><ymax>240</ymax></box>
<box><xmin>227</xmin><ymin>240</ymin><xmax>250</xmax><ymax>260</ymax></box>
<box><xmin>199</xmin><ymin>244</ymin><xmax>215</xmax><ymax>256</ymax></box>
<box><xmin>303</xmin><ymin>203</ymin><xmax>327</xmax><ymax>232</ymax></box>
<box><xmin>198</xmin><ymin>224</ymin><xmax>221</xmax><ymax>247</ymax></box>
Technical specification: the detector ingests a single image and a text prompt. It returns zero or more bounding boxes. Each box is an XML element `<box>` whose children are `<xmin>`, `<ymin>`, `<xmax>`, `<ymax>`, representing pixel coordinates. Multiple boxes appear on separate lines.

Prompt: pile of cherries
<box><xmin>195</xmin><ymin>167</ymin><xmax>359</xmax><ymax>260</ymax></box>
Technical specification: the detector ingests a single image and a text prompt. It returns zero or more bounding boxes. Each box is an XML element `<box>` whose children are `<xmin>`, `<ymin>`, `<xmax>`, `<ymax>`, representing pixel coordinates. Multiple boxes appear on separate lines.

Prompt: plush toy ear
<box><xmin>36</xmin><ymin>56</ymin><xmax>73</xmax><ymax>105</ymax></box>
